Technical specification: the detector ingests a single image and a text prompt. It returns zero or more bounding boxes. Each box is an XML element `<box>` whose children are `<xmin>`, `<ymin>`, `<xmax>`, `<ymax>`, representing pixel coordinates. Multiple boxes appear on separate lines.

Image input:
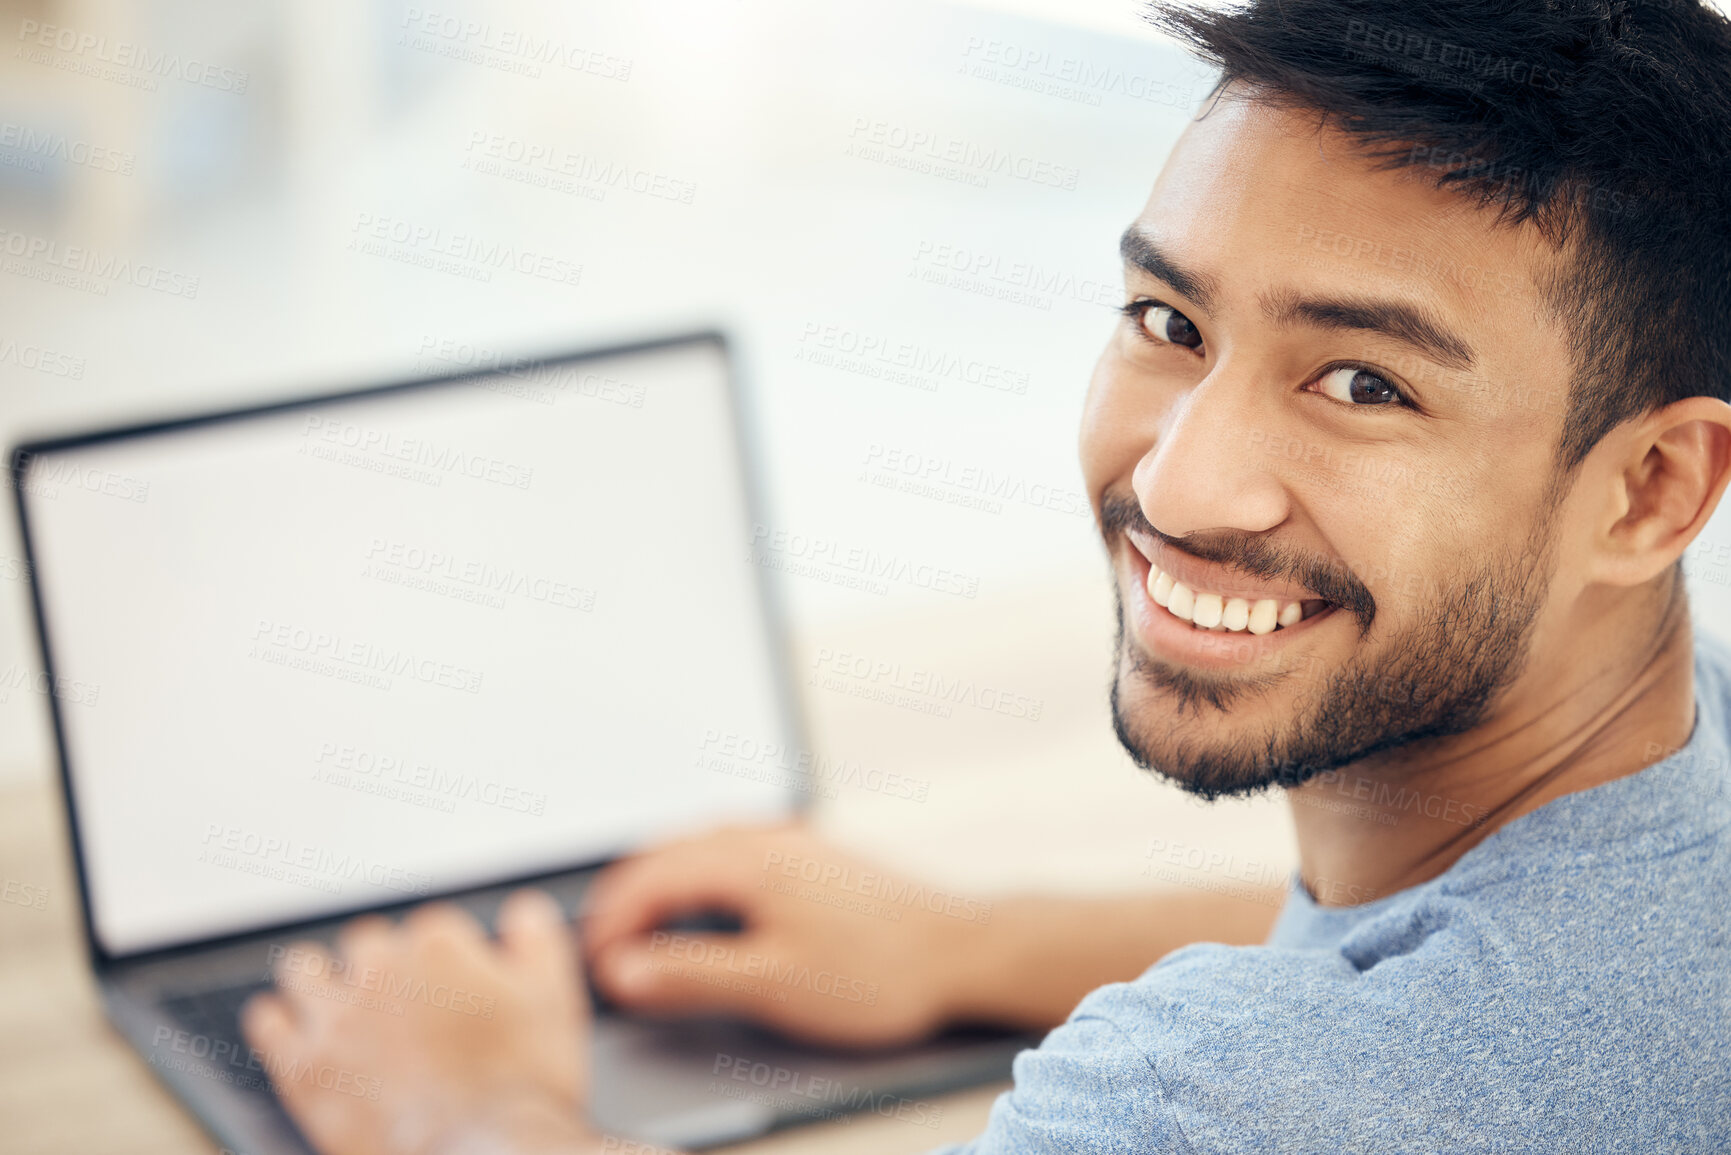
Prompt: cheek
<box><xmin>1080</xmin><ymin>347</ymin><xmax>1162</xmax><ymax>499</ymax></box>
<box><xmin>1302</xmin><ymin>472</ymin><xmax>1468</xmax><ymax>615</ymax></box>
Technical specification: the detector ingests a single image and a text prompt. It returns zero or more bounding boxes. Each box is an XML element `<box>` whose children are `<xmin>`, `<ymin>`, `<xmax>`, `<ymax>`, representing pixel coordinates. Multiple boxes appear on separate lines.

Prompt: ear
<box><xmin>1591</xmin><ymin>396</ymin><xmax>1731</xmax><ymax>587</ymax></box>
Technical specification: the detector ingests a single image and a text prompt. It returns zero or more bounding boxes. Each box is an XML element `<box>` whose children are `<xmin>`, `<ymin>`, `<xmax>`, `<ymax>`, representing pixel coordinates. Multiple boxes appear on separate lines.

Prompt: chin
<box><xmin>1108</xmin><ymin>648</ymin><xmax>1316</xmax><ymax>800</ymax></box>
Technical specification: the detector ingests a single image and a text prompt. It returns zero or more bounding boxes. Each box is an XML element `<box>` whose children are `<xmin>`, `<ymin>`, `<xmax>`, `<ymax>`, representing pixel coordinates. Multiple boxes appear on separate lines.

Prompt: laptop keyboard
<box><xmin>153</xmin><ymin>978</ymin><xmax>316</xmax><ymax>1149</ymax></box>
<box><xmin>159</xmin><ymin>978</ymin><xmax>276</xmax><ymax>1052</ymax></box>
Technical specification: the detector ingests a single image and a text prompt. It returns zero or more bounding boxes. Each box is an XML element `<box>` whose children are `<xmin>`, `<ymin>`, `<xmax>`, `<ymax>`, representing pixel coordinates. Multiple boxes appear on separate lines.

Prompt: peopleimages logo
<box><xmin>0</xmin><ymin>122</ymin><xmax>134</xmax><ymax>174</ymax></box>
<box><xmin>709</xmin><ymin>1053</ymin><xmax>945</xmax><ymax>1129</ymax></box>
<box><xmin>248</xmin><ymin>618</ymin><xmax>485</xmax><ymax>695</ymax></box>
<box><xmin>0</xmin><ymin>226</ymin><xmax>200</xmax><ymax>298</ymax></box>
<box><xmin>363</xmin><ymin>537</ymin><xmax>596</xmax><ymax>613</ymax></box>
<box><xmin>462</xmin><ymin>131</ymin><xmax>696</xmax><ymax>203</ymax></box>
<box><xmin>10</xmin><ymin>452</ymin><xmax>149</xmax><ymax>502</ymax></box>
<box><xmin>16</xmin><ymin>19</ymin><xmax>250</xmax><ymax>93</ymax></box>
<box><xmin>398</xmin><ymin>8</ymin><xmax>632</xmax><ymax>81</ymax></box>
<box><xmin>1341</xmin><ymin>19</ymin><xmax>1563</xmax><ymax>93</ymax></box>
<box><xmin>908</xmin><ymin>239</ymin><xmax>1120</xmax><ymax>313</ymax></box>
<box><xmin>300</xmin><ymin>414</ymin><xmax>535</xmax><ymax>490</ymax></box>
<box><xmin>198</xmin><ymin>823</ymin><xmax>434</xmax><ymax>896</ymax></box>
<box><xmin>796</xmin><ymin>321</ymin><xmax>1029</xmax><ymax>396</ymax></box>
<box><xmin>0</xmin><ymin>337</ymin><xmax>85</xmax><ymax>378</ymax></box>
<box><xmin>808</xmin><ymin>647</ymin><xmax>1043</xmax><ymax>723</ymax></box>
<box><xmin>958</xmin><ymin>35</ymin><xmax>1206</xmax><ymax>111</ymax></box>
<box><xmin>267</xmin><ymin>943</ymin><xmax>498</xmax><ymax>1019</ymax></box>
<box><xmin>0</xmin><ymin>878</ymin><xmax>48</xmax><ymax>911</ymax></box>
<box><xmin>312</xmin><ymin>740</ymin><xmax>549</xmax><ymax>816</ymax></box>
<box><xmin>761</xmin><ymin>849</ymin><xmax>993</xmax><ymax>924</ymax></box>
<box><xmin>748</xmin><ymin>524</ymin><xmax>980</xmax><ymax>599</ymax></box>
<box><xmin>846</xmin><ymin>116</ymin><xmax>1080</xmax><ymax>190</ymax></box>
<box><xmin>149</xmin><ymin>1026</ymin><xmax>380</xmax><ymax>1100</ymax></box>
<box><xmin>347</xmin><ymin>212</ymin><xmax>583</xmax><ymax>287</ymax></box>
<box><xmin>647</xmin><ymin>932</ymin><xmax>879</xmax><ymax>1006</ymax></box>
<box><xmin>695</xmin><ymin>729</ymin><xmax>930</xmax><ymax>803</ymax></box>
<box><xmin>0</xmin><ymin>662</ymin><xmax>99</xmax><ymax>707</ymax></box>
<box><xmin>862</xmin><ymin>443</ymin><xmax>1088</xmax><ymax>518</ymax></box>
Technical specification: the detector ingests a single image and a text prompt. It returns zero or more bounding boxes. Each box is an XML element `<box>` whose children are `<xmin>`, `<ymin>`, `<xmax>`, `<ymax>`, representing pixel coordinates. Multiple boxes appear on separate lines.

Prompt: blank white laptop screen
<box><xmin>19</xmin><ymin>336</ymin><xmax>798</xmax><ymax>957</ymax></box>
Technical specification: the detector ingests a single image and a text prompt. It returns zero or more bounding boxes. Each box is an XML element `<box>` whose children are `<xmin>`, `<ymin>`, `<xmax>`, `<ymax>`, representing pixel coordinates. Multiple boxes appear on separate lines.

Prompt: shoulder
<box><xmin>949</xmin><ymin>939</ymin><xmax>1427</xmax><ymax>1154</ymax></box>
<box><xmin>937</xmin><ymin>1006</ymin><xmax>1189</xmax><ymax>1154</ymax></box>
<box><xmin>965</xmin><ymin>886</ymin><xmax>1729</xmax><ymax>1154</ymax></box>
<box><xmin>1074</xmin><ymin>932</ymin><xmax>1505</xmax><ymax>1151</ymax></box>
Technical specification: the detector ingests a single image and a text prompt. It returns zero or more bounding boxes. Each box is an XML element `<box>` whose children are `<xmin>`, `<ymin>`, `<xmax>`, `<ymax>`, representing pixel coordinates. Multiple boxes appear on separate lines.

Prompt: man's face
<box><xmin>1083</xmin><ymin>94</ymin><xmax>1578</xmax><ymax>798</ymax></box>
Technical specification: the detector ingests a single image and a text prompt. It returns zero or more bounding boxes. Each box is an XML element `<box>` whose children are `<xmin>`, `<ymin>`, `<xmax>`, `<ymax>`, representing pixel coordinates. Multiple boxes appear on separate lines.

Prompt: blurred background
<box><xmin>0</xmin><ymin>0</ymin><xmax>1303</xmax><ymax>900</ymax></box>
<box><xmin>6</xmin><ymin>0</ymin><xmax>1731</xmax><ymax>905</ymax></box>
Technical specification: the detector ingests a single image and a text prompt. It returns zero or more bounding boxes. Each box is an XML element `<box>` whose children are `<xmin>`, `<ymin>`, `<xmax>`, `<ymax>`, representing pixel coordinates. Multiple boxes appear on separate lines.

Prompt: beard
<box><xmin>1108</xmin><ymin>521</ymin><xmax>1555</xmax><ymax>802</ymax></box>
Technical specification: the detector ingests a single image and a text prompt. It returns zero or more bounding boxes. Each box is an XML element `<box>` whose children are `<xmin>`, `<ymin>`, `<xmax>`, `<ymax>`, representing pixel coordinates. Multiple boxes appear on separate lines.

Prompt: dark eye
<box><xmin>1315</xmin><ymin>366</ymin><xmax>1404</xmax><ymax>406</ymax></box>
<box><xmin>1139</xmin><ymin>304</ymin><xmax>1202</xmax><ymax>350</ymax></box>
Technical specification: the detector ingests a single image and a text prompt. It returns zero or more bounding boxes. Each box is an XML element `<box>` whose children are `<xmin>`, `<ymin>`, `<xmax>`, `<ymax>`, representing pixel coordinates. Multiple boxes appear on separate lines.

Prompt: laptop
<box><xmin>9</xmin><ymin>332</ymin><xmax>1029</xmax><ymax>1153</ymax></box>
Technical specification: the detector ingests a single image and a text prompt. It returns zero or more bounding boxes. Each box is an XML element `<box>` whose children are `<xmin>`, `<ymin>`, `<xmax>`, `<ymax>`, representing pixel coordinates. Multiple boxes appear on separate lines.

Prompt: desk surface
<box><xmin>0</xmin><ymin>777</ymin><xmax>1002</xmax><ymax>1155</ymax></box>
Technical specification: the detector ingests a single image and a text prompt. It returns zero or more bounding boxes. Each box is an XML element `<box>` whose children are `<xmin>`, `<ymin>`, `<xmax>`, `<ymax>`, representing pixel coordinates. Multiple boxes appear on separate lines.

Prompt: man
<box><xmin>242</xmin><ymin>0</ymin><xmax>1731</xmax><ymax>1150</ymax></box>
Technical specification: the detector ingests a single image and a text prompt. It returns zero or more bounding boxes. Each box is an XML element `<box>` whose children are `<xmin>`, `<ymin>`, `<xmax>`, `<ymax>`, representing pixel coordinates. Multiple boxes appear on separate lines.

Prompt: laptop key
<box><xmin>158</xmin><ymin>979</ymin><xmax>278</xmax><ymax>1083</ymax></box>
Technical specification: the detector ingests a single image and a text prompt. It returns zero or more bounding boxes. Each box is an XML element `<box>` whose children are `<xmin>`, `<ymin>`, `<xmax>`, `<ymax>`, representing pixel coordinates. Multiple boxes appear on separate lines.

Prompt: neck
<box><xmin>1286</xmin><ymin>585</ymin><xmax>1697</xmax><ymax>907</ymax></box>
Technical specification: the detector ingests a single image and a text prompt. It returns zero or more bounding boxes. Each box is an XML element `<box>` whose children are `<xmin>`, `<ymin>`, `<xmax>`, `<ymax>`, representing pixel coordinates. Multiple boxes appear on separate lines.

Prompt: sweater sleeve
<box><xmin>927</xmin><ymin>1010</ymin><xmax>1190</xmax><ymax>1155</ymax></box>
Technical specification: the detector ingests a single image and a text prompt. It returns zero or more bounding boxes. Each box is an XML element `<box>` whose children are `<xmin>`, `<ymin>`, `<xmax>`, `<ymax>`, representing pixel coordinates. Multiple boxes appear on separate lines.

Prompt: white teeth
<box><xmin>1167</xmin><ymin>581</ymin><xmax>1195</xmax><ymax>622</ymax></box>
<box><xmin>1144</xmin><ymin>565</ymin><xmax>1315</xmax><ymax>636</ymax></box>
<box><xmin>1222</xmin><ymin>597</ymin><xmax>1250</xmax><ymax>631</ymax></box>
<box><xmin>1150</xmin><ymin>569</ymin><xmax>1174</xmax><ymax>607</ymax></box>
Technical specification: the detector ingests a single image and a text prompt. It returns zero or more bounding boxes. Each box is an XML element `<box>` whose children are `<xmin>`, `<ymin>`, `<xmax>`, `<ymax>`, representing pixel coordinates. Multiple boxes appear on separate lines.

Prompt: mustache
<box><xmin>1099</xmin><ymin>492</ymin><xmax>1377</xmax><ymax>633</ymax></box>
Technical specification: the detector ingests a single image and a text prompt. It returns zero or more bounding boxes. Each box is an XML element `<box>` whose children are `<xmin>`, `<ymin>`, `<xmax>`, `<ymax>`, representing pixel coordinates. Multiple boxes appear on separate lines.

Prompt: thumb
<box><xmin>590</xmin><ymin>932</ymin><xmax>783</xmax><ymax>1021</ymax></box>
<box><xmin>497</xmin><ymin>888</ymin><xmax>580</xmax><ymax>1001</ymax></box>
<box><xmin>240</xmin><ymin>992</ymin><xmax>299</xmax><ymax>1057</ymax></box>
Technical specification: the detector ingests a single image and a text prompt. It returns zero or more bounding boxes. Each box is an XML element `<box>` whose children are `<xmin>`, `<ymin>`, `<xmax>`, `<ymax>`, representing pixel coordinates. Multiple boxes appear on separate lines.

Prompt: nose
<box><xmin>1132</xmin><ymin>360</ymin><xmax>1289</xmax><ymax>539</ymax></box>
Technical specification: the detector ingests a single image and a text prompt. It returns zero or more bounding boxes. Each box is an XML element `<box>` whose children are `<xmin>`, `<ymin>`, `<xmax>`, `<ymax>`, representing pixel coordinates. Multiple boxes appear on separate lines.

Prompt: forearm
<box><xmin>425</xmin><ymin>887</ymin><xmax>1283</xmax><ymax>1154</ymax></box>
<box><xmin>939</xmin><ymin>886</ymin><xmax>1283</xmax><ymax>1032</ymax></box>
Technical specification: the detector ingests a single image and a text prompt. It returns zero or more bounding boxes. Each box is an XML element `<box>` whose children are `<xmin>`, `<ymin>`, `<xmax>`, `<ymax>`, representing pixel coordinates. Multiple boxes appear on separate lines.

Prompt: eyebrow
<box><xmin>1119</xmin><ymin>225</ymin><xmax>1475</xmax><ymax>372</ymax></box>
<box><xmin>1262</xmin><ymin>288</ymin><xmax>1475</xmax><ymax>372</ymax></box>
<box><xmin>1119</xmin><ymin>227</ymin><xmax>1218</xmax><ymax>312</ymax></box>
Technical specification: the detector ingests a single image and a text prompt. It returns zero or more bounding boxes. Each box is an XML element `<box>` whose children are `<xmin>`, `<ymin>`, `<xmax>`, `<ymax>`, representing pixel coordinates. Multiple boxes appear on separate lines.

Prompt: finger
<box><xmin>401</xmin><ymin>901</ymin><xmax>489</xmax><ymax>955</ymax></box>
<box><xmin>582</xmin><ymin>835</ymin><xmax>782</xmax><ymax>955</ymax></box>
<box><xmin>583</xmin><ymin>821</ymin><xmax>800</xmax><ymax>918</ymax></box>
<box><xmin>498</xmin><ymin>888</ymin><xmax>577</xmax><ymax>991</ymax></box>
<box><xmin>590</xmin><ymin>932</ymin><xmax>783</xmax><ymax>1020</ymax></box>
<box><xmin>334</xmin><ymin>914</ymin><xmax>396</xmax><ymax>977</ymax></box>
<box><xmin>240</xmin><ymin>991</ymin><xmax>298</xmax><ymax>1054</ymax></box>
<box><xmin>271</xmin><ymin>939</ymin><xmax>341</xmax><ymax>1029</ymax></box>
<box><xmin>272</xmin><ymin>938</ymin><xmax>338</xmax><ymax>980</ymax></box>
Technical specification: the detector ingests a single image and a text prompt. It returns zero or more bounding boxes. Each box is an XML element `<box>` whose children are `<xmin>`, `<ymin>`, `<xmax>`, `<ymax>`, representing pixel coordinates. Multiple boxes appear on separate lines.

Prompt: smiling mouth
<box><xmin>1144</xmin><ymin>562</ymin><xmax>1333</xmax><ymax>635</ymax></box>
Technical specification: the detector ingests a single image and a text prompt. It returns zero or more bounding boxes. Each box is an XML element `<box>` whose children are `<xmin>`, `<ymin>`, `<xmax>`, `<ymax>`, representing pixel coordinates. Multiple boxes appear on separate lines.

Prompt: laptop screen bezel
<box><xmin>10</xmin><ymin>329</ymin><xmax>812</xmax><ymax>971</ymax></box>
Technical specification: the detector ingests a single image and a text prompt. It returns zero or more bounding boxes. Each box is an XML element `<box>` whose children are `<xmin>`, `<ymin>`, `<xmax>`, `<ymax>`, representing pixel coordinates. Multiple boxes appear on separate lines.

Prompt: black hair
<box><xmin>1145</xmin><ymin>0</ymin><xmax>1731</xmax><ymax>471</ymax></box>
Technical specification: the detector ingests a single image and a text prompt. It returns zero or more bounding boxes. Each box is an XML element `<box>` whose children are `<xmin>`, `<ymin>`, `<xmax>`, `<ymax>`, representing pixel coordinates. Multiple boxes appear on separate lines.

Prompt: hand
<box><xmin>241</xmin><ymin>889</ymin><xmax>599</xmax><ymax>1155</ymax></box>
<box><xmin>582</xmin><ymin>823</ymin><xmax>990</xmax><ymax>1049</ymax></box>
